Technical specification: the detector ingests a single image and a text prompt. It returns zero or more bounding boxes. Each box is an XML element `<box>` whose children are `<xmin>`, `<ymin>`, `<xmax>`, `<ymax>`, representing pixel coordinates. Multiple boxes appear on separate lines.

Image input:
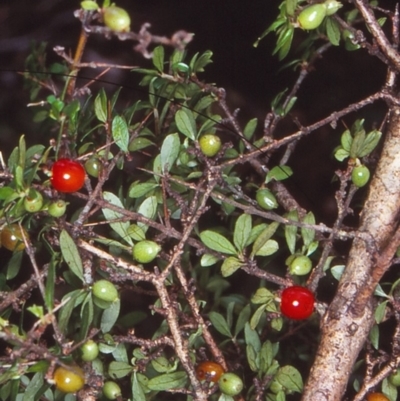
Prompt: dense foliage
<box><xmin>1</xmin><ymin>1</ymin><xmax>400</xmax><ymax>401</ymax></box>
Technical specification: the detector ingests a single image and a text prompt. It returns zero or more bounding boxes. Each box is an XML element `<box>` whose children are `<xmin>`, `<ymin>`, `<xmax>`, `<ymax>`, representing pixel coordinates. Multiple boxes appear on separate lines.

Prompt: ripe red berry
<box><xmin>196</xmin><ymin>361</ymin><xmax>225</xmax><ymax>383</ymax></box>
<box><xmin>51</xmin><ymin>159</ymin><xmax>86</xmax><ymax>193</ymax></box>
<box><xmin>280</xmin><ymin>286</ymin><xmax>315</xmax><ymax>320</ymax></box>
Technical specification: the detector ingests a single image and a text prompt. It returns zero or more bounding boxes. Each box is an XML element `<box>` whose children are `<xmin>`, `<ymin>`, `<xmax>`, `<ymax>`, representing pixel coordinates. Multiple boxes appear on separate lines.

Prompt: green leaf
<box><xmin>160</xmin><ymin>133</ymin><xmax>180</xmax><ymax>172</ymax></box>
<box><xmin>301</xmin><ymin>212</ymin><xmax>316</xmax><ymax>247</ymax></box>
<box><xmin>246</xmin><ymin>344</ymin><xmax>259</xmax><ymax>371</ymax></box>
<box><xmin>274</xmin><ymin>365</ymin><xmax>303</xmax><ymax>393</ymax></box>
<box><xmin>128</xmin><ymin>137</ymin><xmax>155</xmax><ymax>151</ymax></box>
<box><xmin>244</xmin><ymin>322</ymin><xmax>261</xmax><ymax>352</ymax></box>
<box><xmin>191</xmin><ymin>50</ymin><xmax>213</xmax><ymax>72</ymax></box>
<box><xmin>22</xmin><ymin>372</ymin><xmax>44</xmax><ymax>401</ymax></box>
<box><xmin>137</xmin><ymin>195</ymin><xmax>158</xmax><ymax>232</ymax></box>
<box><xmin>243</xmin><ymin>118</ymin><xmax>258</xmax><ymax>140</ymax></box>
<box><xmin>285</xmin><ymin>210</ymin><xmax>298</xmax><ymax>254</ymax></box>
<box><xmin>340</xmin><ymin>130</ymin><xmax>352</xmax><ymax>151</ymax></box>
<box><xmin>209</xmin><ymin>311</ymin><xmax>232</xmax><ymax>337</ymax></box>
<box><xmin>58</xmin><ymin>290</ymin><xmax>84</xmax><ymax>333</ymax></box>
<box><xmin>251</xmin><ymin>222</ymin><xmax>279</xmax><ymax>258</ymax></box>
<box><xmin>112</xmin><ymin>115</ymin><xmax>129</xmax><ymax>152</ymax></box>
<box><xmin>45</xmin><ymin>256</ymin><xmax>56</xmax><ymax>309</ymax></box>
<box><xmin>127</xmin><ymin>224</ymin><xmax>146</xmax><ymax>241</ymax></box>
<box><xmin>266</xmin><ymin>166</ymin><xmax>293</xmax><ymax>183</ymax></box>
<box><xmin>358</xmin><ymin>130</ymin><xmax>382</xmax><ymax>157</ymax></box>
<box><xmin>331</xmin><ymin>264</ymin><xmax>345</xmax><ymax>280</ymax></box>
<box><xmin>128</xmin><ymin>182</ymin><xmax>159</xmax><ymax>198</ymax></box>
<box><xmin>152</xmin><ymin>45</ymin><xmax>165</xmax><ymax>73</ymax></box>
<box><xmin>102</xmin><ymin>191</ymin><xmax>133</xmax><ymax>245</ymax></box>
<box><xmin>382</xmin><ymin>377</ymin><xmax>397</xmax><ymax>401</ymax></box>
<box><xmin>200</xmin><ymin>254</ymin><xmax>219</xmax><ymax>267</ymax></box>
<box><xmin>151</xmin><ymin>357</ymin><xmax>177</xmax><ymax>373</ymax></box>
<box><xmin>6</xmin><ymin>251</ymin><xmax>23</xmax><ymax>280</ymax></box>
<box><xmin>374</xmin><ymin>300</ymin><xmax>388</xmax><ymax>324</ymax></box>
<box><xmin>369</xmin><ymin>324</ymin><xmax>379</xmax><ymax>350</ymax></box>
<box><xmin>221</xmin><ymin>257</ymin><xmax>243</xmax><ymax>277</ymax></box>
<box><xmin>233</xmin><ymin>214</ymin><xmax>252</xmax><ymax>253</ymax></box>
<box><xmin>260</xmin><ymin>340</ymin><xmax>279</xmax><ymax>373</ymax></box>
<box><xmin>200</xmin><ymin>230</ymin><xmax>237</xmax><ymax>255</ymax></box>
<box><xmin>250</xmin><ymin>304</ymin><xmax>266</xmax><ymax>330</ymax></box>
<box><xmin>234</xmin><ymin>304</ymin><xmax>251</xmax><ymax>337</ymax></box>
<box><xmin>109</xmin><ymin>361</ymin><xmax>132</xmax><ymax>379</ymax></box>
<box><xmin>101</xmin><ymin>299</ymin><xmax>121</xmax><ymax>333</ymax></box>
<box><xmin>334</xmin><ymin>147</ymin><xmax>350</xmax><ymax>161</ymax></box>
<box><xmin>350</xmin><ymin>126</ymin><xmax>366</xmax><ymax>158</ymax></box>
<box><xmin>81</xmin><ymin>1</ymin><xmax>99</xmax><ymax>10</ymax></box>
<box><xmin>60</xmin><ymin>230</ymin><xmax>84</xmax><ymax>281</ymax></box>
<box><xmin>286</xmin><ymin>0</ymin><xmax>297</xmax><ymax>16</ymax></box>
<box><xmin>147</xmin><ymin>372</ymin><xmax>187</xmax><ymax>391</ymax></box>
<box><xmin>252</xmin><ymin>287</ymin><xmax>274</xmax><ymax>304</ymax></box>
<box><xmin>132</xmin><ymin>372</ymin><xmax>146</xmax><ymax>401</ymax></box>
<box><xmin>79</xmin><ymin>293</ymin><xmax>93</xmax><ymax>340</ymax></box>
<box><xmin>175</xmin><ymin>109</ymin><xmax>197</xmax><ymax>140</ymax></box>
<box><xmin>326</xmin><ymin>18</ymin><xmax>340</xmax><ymax>46</ymax></box>
<box><xmin>0</xmin><ymin>186</ymin><xmax>14</xmax><ymax>200</ymax></box>
<box><xmin>255</xmin><ymin>240</ymin><xmax>279</xmax><ymax>257</ymax></box>
<box><xmin>94</xmin><ymin>88</ymin><xmax>107</xmax><ymax>123</ymax></box>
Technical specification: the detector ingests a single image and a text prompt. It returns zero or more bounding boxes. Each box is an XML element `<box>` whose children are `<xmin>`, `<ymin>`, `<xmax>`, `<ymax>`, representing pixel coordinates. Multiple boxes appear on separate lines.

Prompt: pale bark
<box><xmin>302</xmin><ymin>106</ymin><xmax>400</xmax><ymax>401</ymax></box>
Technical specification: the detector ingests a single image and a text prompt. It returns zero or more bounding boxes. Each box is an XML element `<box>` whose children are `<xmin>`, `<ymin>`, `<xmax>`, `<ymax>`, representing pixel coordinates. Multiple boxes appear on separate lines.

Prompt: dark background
<box><xmin>0</xmin><ymin>0</ymin><xmax>394</xmax><ymax>221</ymax></box>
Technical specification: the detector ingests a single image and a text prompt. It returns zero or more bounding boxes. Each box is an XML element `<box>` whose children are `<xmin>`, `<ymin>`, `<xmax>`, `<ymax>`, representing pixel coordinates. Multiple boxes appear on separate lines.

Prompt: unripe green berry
<box><xmin>92</xmin><ymin>280</ymin><xmax>119</xmax><ymax>303</ymax></box>
<box><xmin>103</xmin><ymin>6</ymin><xmax>131</xmax><ymax>32</ymax></box>
<box><xmin>103</xmin><ymin>381</ymin><xmax>122</xmax><ymax>400</ymax></box>
<box><xmin>351</xmin><ymin>165</ymin><xmax>370</xmax><ymax>187</ymax></box>
<box><xmin>24</xmin><ymin>190</ymin><xmax>43</xmax><ymax>213</ymax></box>
<box><xmin>85</xmin><ymin>157</ymin><xmax>102</xmax><ymax>178</ymax></box>
<box><xmin>289</xmin><ymin>255</ymin><xmax>312</xmax><ymax>276</ymax></box>
<box><xmin>199</xmin><ymin>134</ymin><xmax>222</xmax><ymax>157</ymax></box>
<box><xmin>80</xmin><ymin>340</ymin><xmax>99</xmax><ymax>362</ymax></box>
<box><xmin>218</xmin><ymin>373</ymin><xmax>244</xmax><ymax>396</ymax></box>
<box><xmin>297</xmin><ymin>4</ymin><xmax>327</xmax><ymax>30</ymax></box>
<box><xmin>256</xmin><ymin>188</ymin><xmax>278</xmax><ymax>210</ymax></box>
<box><xmin>48</xmin><ymin>200</ymin><xmax>67</xmax><ymax>218</ymax></box>
<box><xmin>132</xmin><ymin>240</ymin><xmax>161</xmax><ymax>263</ymax></box>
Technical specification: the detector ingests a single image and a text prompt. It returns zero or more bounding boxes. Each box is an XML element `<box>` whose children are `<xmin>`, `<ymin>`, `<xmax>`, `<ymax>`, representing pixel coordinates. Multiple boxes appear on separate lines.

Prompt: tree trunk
<box><xmin>302</xmin><ymin>105</ymin><xmax>400</xmax><ymax>401</ymax></box>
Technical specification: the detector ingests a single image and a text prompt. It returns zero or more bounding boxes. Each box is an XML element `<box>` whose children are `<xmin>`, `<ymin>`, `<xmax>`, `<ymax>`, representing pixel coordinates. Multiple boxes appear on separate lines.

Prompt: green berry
<box><xmin>256</xmin><ymin>188</ymin><xmax>278</xmax><ymax>210</ymax></box>
<box><xmin>48</xmin><ymin>200</ymin><xmax>67</xmax><ymax>218</ymax></box>
<box><xmin>351</xmin><ymin>165</ymin><xmax>370</xmax><ymax>187</ymax></box>
<box><xmin>103</xmin><ymin>381</ymin><xmax>122</xmax><ymax>400</ymax></box>
<box><xmin>133</xmin><ymin>240</ymin><xmax>161</xmax><ymax>263</ymax></box>
<box><xmin>199</xmin><ymin>134</ymin><xmax>222</xmax><ymax>157</ymax></box>
<box><xmin>297</xmin><ymin>4</ymin><xmax>327</xmax><ymax>30</ymax></box>
<box><xmin>80</xmin><ymin>340</ymin><xmax>99</xmax><ymax>362</ymax></box>
<box><xmin>24</xmin><ymin>190</ymin><xmax>43</xmax><ymax>213</ymax></box>
<box><xmin>218</xmin><ymin>373</ymin><xmax>244</xmax><ymax>396</ymax></box>
<box><xmin>172</xmin><ymin>62</ymin><xmax>190</xmax><ymax>76</ymax></box>
<box><xmin>85</xmin><ymin>157</ymin><xmax>102</xmax><ymax>178</ymax></box>
<box><xmin>103</xmin><ymin>6</ymin><xmax>131</xmax><ymax>32</ymax></box>
<box><xmin>92</xmin><ymin>280</ymin><xmax>119</xmax><ymax>303</ymax></box>
<box><xmin>289</xmin><ymin>255</ymin><xmax>312</xmax><ymax>276</ymax></box>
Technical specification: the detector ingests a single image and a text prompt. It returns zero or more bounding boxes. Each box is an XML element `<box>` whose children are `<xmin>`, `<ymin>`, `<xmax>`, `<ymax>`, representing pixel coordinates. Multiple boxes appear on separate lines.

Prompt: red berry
<box><xmin>280</xmin><ymin>286</ymin><xmax>315</xmax><ymax>320</ymax></box>
<box><xmin>51</xmin><ymin>159</ymin><xmax>86</xmax><ymax>193</ymax></box>
<box><xmin>196</xmin><ymin>361</ymin><xmax>225</xmax><ymax>383</ymax></box>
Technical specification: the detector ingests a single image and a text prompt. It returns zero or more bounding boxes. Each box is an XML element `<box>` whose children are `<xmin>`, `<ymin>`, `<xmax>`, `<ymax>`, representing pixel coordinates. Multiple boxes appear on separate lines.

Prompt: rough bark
<box><xmin>302</xmin><ymin>105</ymin><xmax>400</xmax><ymax>401</ymax></box>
